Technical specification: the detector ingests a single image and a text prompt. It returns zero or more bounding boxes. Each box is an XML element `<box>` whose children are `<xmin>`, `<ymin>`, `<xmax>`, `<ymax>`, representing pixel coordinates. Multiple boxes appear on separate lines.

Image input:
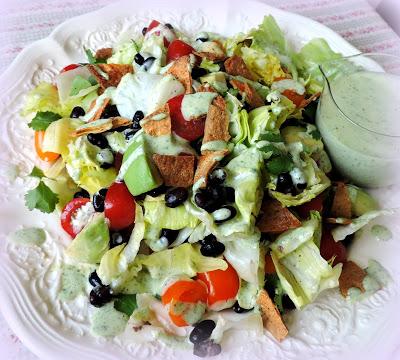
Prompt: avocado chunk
<box><xmin>200</xmin><ymin>71</ymin><xmax>228</xmax><ymax>94</ymax></box>
<box><xmin>122</xmin><ymin>134</ymin><xmax>162</xmax><ymax>196</ymax></box>
<box><xmin>66</xmin><ymin>213</ymin><xmax>110</xmax><ymax>264</ymax></box>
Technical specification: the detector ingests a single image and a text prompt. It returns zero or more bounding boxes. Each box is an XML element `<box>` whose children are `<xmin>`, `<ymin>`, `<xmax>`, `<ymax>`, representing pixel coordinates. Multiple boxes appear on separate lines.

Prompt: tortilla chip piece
<box><xmin>194</xmin><ymin>40</ymin><xmax>226</xmax><ymax>62</ymax></box>
<box><xmin>202</xmin><ymin>96</ymin><xmax>230</xmax><ymax>144</ymax></box>
<box><xmin>166</xmin><ymin>55</ymin><xmax>193</xmax><ymax>94</ymax></box>
<box><xmin>299</xmin><ymin>92</ymin><xmax>321</xmax><ymax>108</ymax></box>
<box><xmin>331</xmin><ymin>182</ymin><xmax>352</xmax><ymax>219</ymax></box>
<box><xmin>325</xmin><ymin>217</ymin><xmax>353</xmax><ymax>225</ymax></box>
<box><xmin>153</xmin><ymin>154</ymin><xmax>195</xmax><ymax>187</ymax></box>
<box><xmin>141</xmin><ymin>104</ymin><xmax>171</xmax><ymax>137</ymax></box>
<box><xmin>257</xmin><ymin>199</ymin><xmax>301</xmax><ymax>234</ymax></box>
<box><xmin>339</xmin><ymin>261</ymin><xmax>367</xmax><ymax>297</ymax></box>
<box><xmin>95</xmin><ymin>47</ymin><xmax>113</xmax><ymax>60</ymax></box>
<box><xmin>72</xmin><ymin>118</ymin><xmax>114</xmax><ymax>137</ymax></box>
<box><xmin>88</xmin><ymin>63</ymin><xmax>133</xmax><ymax>89</ymax></box>
<box><xmin>257</xmin><ymin>289</ymin><xmax>288</xmax><ymax>342</ymax></box>
<box><xmin>224</xmin><ymin>55</ymin><xmax>256</xmax><ymax>81</ymax></box>
<box><xmin>230</xmin><ymin>79</ymin><xmax>264</xmax><ymax>109</ymax></box>
<box><xmin>88</xmin><ymin>97</ymin><xmax>111</xmax><ymax>122</ymax></box>
<box><xmin>197</xmin><ymin>84</ymin><xmax>217</xmax><ymax>93</ymax></box>
<box><xmin>193</xmin><ymin>150</ymin><xmax>228</xmax><ymax>188</ymax></box>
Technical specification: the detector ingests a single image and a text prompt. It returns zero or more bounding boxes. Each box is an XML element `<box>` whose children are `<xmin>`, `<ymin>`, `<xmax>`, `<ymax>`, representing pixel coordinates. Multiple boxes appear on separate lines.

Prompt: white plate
<box><xmin>0</xmin><ymin>0</ymin><xmax>399</xmax><ymax>359</ymax></box>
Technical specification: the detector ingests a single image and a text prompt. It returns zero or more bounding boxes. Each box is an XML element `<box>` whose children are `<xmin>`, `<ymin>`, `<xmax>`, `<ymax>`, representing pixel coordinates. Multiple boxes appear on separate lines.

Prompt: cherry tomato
<box><xmin>197</xmin><ymin>262</ymin><xmax>240</xmax><ymax>307</ymax></box>
<box><xmin>167</xmin><ymin>39</ymin><xmax>195</xmax><ymax>63</ymax></box>
<box><xmin>60</xmin><ymin>64</ymin><xmax>80</xmax><ymax>73</ymax></box>
<box><xmin>320</xmin><ymin>228</ymin><xmax>347</xmax><ymax>266</ymax></box>
<box><xmin>282</xmin><ymin>89</ymin><xmax>306</xmax><ymax>108</ymax></box>
<box><xmin>161</xmin><ymin>279</ymin><xmax>208</xmax><ymax>327</ymax></box>
<box><xmin>147</xmin><ymin>20</ymin><xmax>160</xmax><ymax>33</ymax></box>
<box><xmin>61</xmin><ymin>198</ymin><xmax>91</xmax><ymax>238</ymax></box>
<box><xmin>295</xmin><ymin>193</ymin><xmax>325</xmax><ymax>219</ymax></box>
<box><xmin>168</xmin><ymin>94</ymin><xmax>205</xmax><ymax>141</ymax></box>
<box><xmin>34</xmin><ymin>131</ymin><xmax>59</xmax><ymax>162</ymax></box>
<box><xmin>264</xmin><ymin>253</ymin><xmax>276</xmax><ymax>274</ymax></box>
<box><xmin>104</xmin><ymin>182</ymin><xmax>136</xmax><ymax>231</ymax></box>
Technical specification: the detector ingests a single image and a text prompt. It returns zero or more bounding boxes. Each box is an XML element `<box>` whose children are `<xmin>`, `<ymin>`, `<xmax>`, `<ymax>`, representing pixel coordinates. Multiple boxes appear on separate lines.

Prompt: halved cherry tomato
<box><xmin>34</xmin><ymin>131</ymin><xmax>59</xmax><ymax>162</ymax></box>
<box><xmin>104</xmin><ymin>181</ymin><xmax>136</xmax><ymax>231</ymax></box>
<box><xmin>295</xmin><ymin>193</ymin><xmax>325</xmax><ymax>219</ymax></box>
<box><xmin>197</xmin><ymin>262</ymin><xmax>240</xmax><ymax>307</ymax></box>
<box><xmin>161</xmin><ymin>279</ymin><xmax>208</xmax><ymax>327</ymax></box>
<box><xmin>168</xmin><ymin>94</ymin><xmax>205</xmax><ymax>141</ymax></box>
<box><xmin>61</xmin><ymin>198</ymin><xmax>91</xmax><ymax>238</ymax></box>
<box><xmin>265</xmin><ymin>253</ymin><xmax>276</xmax><ymax>274</ymax></box>
<box><xmin>147</xmin><ymin>20</ymin><xmax>161</xmax><ymax>33</ymax></box>
<box><xmin>282</xmin><ymin>89</ymin><xmax>306</xmax><ymax>108</ymax></box>
<box><xmin>60</xmin><ymin>64</ymin><xmax>80</xmax><ymax>73</ymax></box>
<box><xmin>167</xmin><ymin>39</ymin><xmax>195</xmax><ymax>63</ymax></box>
<box><xmin>320</xmin><ymin>228</ymin><xmax>347</xmax><ymax>266</ymax></box>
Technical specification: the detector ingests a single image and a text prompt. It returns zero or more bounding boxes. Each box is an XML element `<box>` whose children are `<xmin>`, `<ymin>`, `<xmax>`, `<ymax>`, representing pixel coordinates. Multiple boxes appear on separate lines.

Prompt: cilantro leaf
<box><xmin>310</xmin><ymin>129</ymin><xmax>322</xmax><ymax>140</ymax></box>
<box><xmin>114</xmin><ymin>294</ymin><xmax>137</xmax><ymax>316</ymax></box>
<box><xmin>29</xmin><ymin>166</ymin><xmax>44</xmax><ymax>178</ymax></box>
<box><xmin>28</xmin><ymin>111</ymin><xmax>62</xmax><ymax>131</ymax></box>
<box><xmin>259</xmin><ymin>132</ymin><xmax>283</xmax><ymax>143</ymax></box>
<box><xmin>25</xmin><ymin>181</ymin><xmax>59</xmax><ymax>213</ymax></box>
<box><xmin>259</xmin><ymin>144</ymin><xmax>283</xmax><ymax>157</ymax></box>
<box><xmin>266</xmin><ymin>155</ymin><xmax>294</xmax><ymax>175</ymax></box>
<box><xmin>84</xmin><ymin>47</ymin><xmax>106</xmax><ymax>64</ymax></box>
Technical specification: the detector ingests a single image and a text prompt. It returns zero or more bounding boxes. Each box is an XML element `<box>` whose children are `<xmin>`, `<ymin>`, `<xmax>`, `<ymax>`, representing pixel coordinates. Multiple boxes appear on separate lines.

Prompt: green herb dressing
<box><xmin>371</xmin><ymin>224</ymin><xmax>392</xmax><ymax>242</ymax></box>
<box><xmin>181</xmin><ymin>92</ymin><xmax>217</xmax><ymax>120</ymax></box>
<box><xmin>59</xmin><ymin>264</ymin><xmax>87</xmax><ymax>301</ymax></box>
<box><xmin>90</xmin><ymin>302</ymin><xmax>129</xmax><ymax>337</ymax></box>
<box><xmin>8</xmin><ymin>227</ymin><xmax>46</xmax><ymax>246</ymax></box>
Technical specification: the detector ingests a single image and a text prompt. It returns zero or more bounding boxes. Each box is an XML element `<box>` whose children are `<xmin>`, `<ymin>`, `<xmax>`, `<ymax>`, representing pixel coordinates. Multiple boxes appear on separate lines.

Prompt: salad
<box><xmin>20</xmin><ymin>16</ymin><xmax>392</xmax><ymax>357</ymax></box>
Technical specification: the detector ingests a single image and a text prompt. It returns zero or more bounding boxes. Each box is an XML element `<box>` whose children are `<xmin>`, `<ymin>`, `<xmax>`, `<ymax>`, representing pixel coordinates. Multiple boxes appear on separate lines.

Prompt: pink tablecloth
<box><xmin>0</xmin><ymin>0</ymin><xmax>399</xmax><ymax>358</ymax></box>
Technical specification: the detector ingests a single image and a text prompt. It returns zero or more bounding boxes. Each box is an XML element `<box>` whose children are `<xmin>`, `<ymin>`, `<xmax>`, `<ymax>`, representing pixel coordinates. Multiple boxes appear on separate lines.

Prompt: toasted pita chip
<box><xmin>331</xmin><ymin>182</ymin><xmax>352</xmax><ymax>219</ymax></box>
<box><xmin>299</xmin><ymin>92</ymin><xmax>321</xmax><ymax>108</ymax></box>
<box><xmin>230</xmin><ymin>79</ymin><xmax>264</xmax><ymax>109</ymax></box>
<box><xmin>166</xmin><ymin>55</ymin><xmax>193</xmax><ymax>94</ymax></box>
<box><xmin>88</xmin><ymin>97</ymin><xmax>111</xmax><ymax>122</ymax></box>
<box><xmin>153</xmin><ymin>154</ymin><xmax>195</xmax><ymax>187</ymax></box>
<box><xmin>193</xmin><ymin>150</ymin><xmax>228</xmax><ymax>188</ymax></box>
<box><xmin>257</xmin><ymin>289</ymin><xmax>288</xmax><ymax>342</ymax></box>
<box><xmin>224</xmin><ymin>55</ymin><xmax>256</xmax><ymax>81</ymax></box>
<box><xmin>257</xmin><ymin>199</ymin><xmax>301</xmax><ymax>234</ymax></box>
<box><xmin>195</xmin><ymin>51</ymin><xmax>226</xmax><ymax>62</ymax></box>
<box><xmin>197</xmin><ymin>84</ymin><xmax>217</xmax><ymax>93</ymax></box>
<box><xmin>141</xmin><ymin>104</ymin><xmax>171</xmax><ymax>137</ymax></box>
<box><xmin>111</xmin><ymin>116</ymin><xmax>132</xmax><ymax>129</ymax></box>
<box><xmin>339</xmin><ymin>261</ymin><xmax>367</xmax><ymax>297</ymax></box>
<box><xmin>95</xmin><ymin>47</ymin><xmax>113</xmax><ymax>60</ymax></box>
<box><xmin>72</xmin><ymin>118</ymin><xmax>113</xmax><ymax>137</ymax></box>
<box><xmin>325</xmin><ymin>217</ymin><xmax>353</xmax><ymax>225</ymax></box>
<box><xmin>202</xmin><ymin>96</ymin><xmax>230</xmax><ymax>145</ymax></box>
<box><xmin>88</xmin><ymin>63</ymin><xmax>133</xmax><ymax>90</ymax></box>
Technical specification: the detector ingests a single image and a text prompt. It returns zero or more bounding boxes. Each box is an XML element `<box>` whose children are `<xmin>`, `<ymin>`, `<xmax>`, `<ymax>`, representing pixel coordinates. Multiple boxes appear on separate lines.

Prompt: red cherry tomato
<box><xmin>104</xmin><ymin>182</ymin><xmax>136</xmax><ymax>231</ymax></box>
<box><xmin>61</xmin><ymin>198</ymin><xmax>91</xmax><ymax>238</ymax></box>
<box><xmin>60</xmin><ymin>64</ymin><xmax>80</xmax><ymax>73</ymax></box>
<box><xmin>295</xmin><ymin>193</ymin><xmax>325</xmax><ymax>219</ymax></box>
<box><xmin>320</xmin><ymin>228</ymin><xmax>347</xmax><ymax>266</ymax></box>
<box><xmin>161</xmin><ymin>279</ymin><xmax>208</xmax><ymax>327</ymax></box>
<box><xmin>282</xmin><ymin>89</ymin><xmax>306</xmax><ymax>108</ymax></box>
<box><xmin>167</xmin><ymin>39</ymin><xmax>195</xmax><ymax>63</ymax></box>
<box><xmin>168</xmin><ymin>94</ymin><xmax>205</xmax><ymax>141</ymax></box>
<box><xmin>147</xmin><ymin>20</ymin><xmax>161</xmax><ymax>33</ymax></box>
<box><xmin>197</xmin><ymin>262</ymin><xmax>240</xmax><ymax>307</ymax></box>
<box><xmin>264</xmin><ymin>253</ymin><xmax>276</xmax><ymax>274</ymax></box>
<box><xmin>34</xmin><ymin>131</ymin><xmax>60</xmax><ymax>162</ymax></box>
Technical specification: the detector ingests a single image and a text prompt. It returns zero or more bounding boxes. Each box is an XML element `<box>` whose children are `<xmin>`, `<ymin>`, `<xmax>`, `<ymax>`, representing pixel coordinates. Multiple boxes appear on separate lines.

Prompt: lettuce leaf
<box><xmin>199</xmin><ymin>58</ymin><xmax>220</xmax><ymax>72</ymax></box>
<box><xmin>21</xmin><ymin>83</ymin><xmax>62</xmax><ymax>117</ymax></box>
<box><xmin>107</xmin><ymin>40</ymin><xmax>139</xmax><ymax>64</ymax></box>
<box><xmin>226</xmin><ymin>93</ymin><xmax>248</xmax><ymax>144</ymax></box>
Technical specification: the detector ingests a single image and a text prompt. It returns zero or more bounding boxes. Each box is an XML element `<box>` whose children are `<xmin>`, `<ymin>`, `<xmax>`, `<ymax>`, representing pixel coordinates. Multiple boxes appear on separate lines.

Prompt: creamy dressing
<box><xmin>8</xmin><ymin>227</ymin><xmax>46</xmax><ymax>246</ymax></box>
<box><xmin>59</xmin><ymin>264</ymin><xmax>87</xmax><ymax>301</ymax></box>
<box><xmin>271</xmin><ymin>79</ymin><xmax>305</xmax><ymax>95</ymax></box>
<box><xmin>317</xmin><ymin>71</ymin><xmax>400</xmax><ymax>187</ymax></box>
<box><xmin>90</xmin><ymin>302</ymin><xmax>129</xmax><ymax>337</ymax></box>
<box><xmin>81</xmin><ymin>88</ymin><xmax>115</xmax><ymax>122</ymax></box>
<box><xmin>181</xmin><ymin>92</ymin><xmax>217</xmax><ymax>120</ymax></box>
<box><xmin>71</xmin><ymin>202</ymin><xmax>95</xmax><ymax>235</ymax></box>
<box><xmin>371</xmin><ymin>224</ymin><xmax>392</xmax><ymax>241</ymax></box>
<box><xmin>117</xmin><ymin>146</ymin><xmax>145</xmax><ymax>181</ymax></box>
<box><xmin>201</xmin><ymin>140</ymin><xmax>227</xmax><ymax>152</ymax></box>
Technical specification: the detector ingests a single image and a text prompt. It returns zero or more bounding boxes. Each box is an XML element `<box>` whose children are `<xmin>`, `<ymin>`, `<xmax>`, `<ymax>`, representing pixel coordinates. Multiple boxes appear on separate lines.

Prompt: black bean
<box><xmin>146</xmin><ymin>184</ymin><xmax>168</xmax><ymax>197</ymax></box>
<box><xmin>196</xmin><ymin>37</ymin><xmax>209</xmax><ymax>42</ymax></box>
<box><xmin>131</xmin><ymin>120</ymin><xmax>142</xmax><ymax>132</ymax></box>
<box><xmin>165</xmin><ymin>187</ymin><xmax>188</xmax><ymax>208</ymax></box>
<box><xmin>89</xmin><ymin>285</ymin><xmax>113</xmax><ymax>307</ymax></box>
<box><xmin>200</xmin><ymin>235</ymin><xmax>225</xmax><ymax>257</ymax></box>
<box><xmin>224</xmin><ymin>187</ymin><xmax>235</xmax><ymax>203</ymax></box>
<box><xmin>194</xmin><ymin>190</ymin><xmax>220</xmax><ymax>213</ymax></box>
<box><xmin>70</xmin><ymin>106</ymin><xmax>85</xmax><ymax>118</ymax></box>
<box><xmin>88</xmin><ymin>271</ymin><xmax>102</xmax><ymax>287</ymax></box>
<box><xmin>134</xmin><ymin>53</ymin><xmax>145</xmax><ymax>65</ymax></box>
<box><xmin>191</xmin><ymin>67</ymin><xmax>208</xmax><ymax>79</ymax></box>
<box><xmin>216</xmin><ymin>61</ymin><xmax>225</xmax><ymax>72</ymax></box>
<box><xmin>143</xmin><ymin>56</ymin><xmax>156</xmax><ymax>71</ymax></box>
<box><xmin>142</xmin><ymin>27</ymin><xmax>148</xmax><ymax>36</ymax></box>
<box><xmin>276</xmin><ymin>172</ymin><xmax>295</xmax><ymax>194</ymax></box>
<box><xmin>93</xmin><ymin>193</ymin><xmax>105</xmax><ymax>212</ymax></box>
<box><xmin>165</xmin><ymin>23</ymin><xmax>173</xmax><ymax>30</ymax></box>
<box><xmin>160</xmin><ymin>228</ymin><xmax>179</xmax><ymax>246</ymax></box>
<box><xmin>124</xmin><ymin>129</ymin><xmax>136</xmax><ymax>141</ymax></box>
<box><xmin>100</xmin><ymin>163</ymin><xmax>113</xmax><ymax>169</ymax></box>
<box><xmin>213</xmin><ymin>205</ymin><xmax>237</xmax><ymax>224</ymax></box>
<box><xmin>98</xmin><ymin>188</ymin><xmax>108</xmax><ymax>197</ymax></box>
<box><xmin>87</xmin><ymin>133</ymin><xmax>109</xmax><ymax>149</ymax></box>
<box><xmin>193</xmin><ymin>340</ymin><xmax>221</xmax><ymax>358</ymax></box>
<box><xmin>189</xmin><ymin>320</ymin><xmax>216</xmax><ymax>344</ymax></box>
<box><xmin>232</xmin><ymin>301</ymin><xmax>253</xmax><ymax>313</ymax></box>
<box><xmin>109</xmin><ymin>232</ymin><xmax>129</xmax><ymax>249</ymax></box>
<box><xmin>101</xmin><ymin>104</ymin><xmax>120</xmax><ymax>118</ymax></box>
<box><xmin>296</xmin><ymin>182</ymin><xmax>307</xmax><ymax>191</ymax></box>
<box><xmin>190</xmin><ymin>137</ymin><xmax>203</xmax><ymax>155</ymax></box>
<box><xmin>208</xmin><ymin>168</ymin><xmax>227</xmax><ymax>185</ymax></box>
<box><xmin>282</xmin><ymin>294</ymin><xmax>296</xmax><ymax>310</ymax></box>
<box><xmin>74</xmin><ymin>189</ymin><xmax>90</xmax><ymax>199</ymax></box>
<box><xmin>133</xmin><ymin>110</ymin><xmax>145</xmax><ymax>121</ymax></box>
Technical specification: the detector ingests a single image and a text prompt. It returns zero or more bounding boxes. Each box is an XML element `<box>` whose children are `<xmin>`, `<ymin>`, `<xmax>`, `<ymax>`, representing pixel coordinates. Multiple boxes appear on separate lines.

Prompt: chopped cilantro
<box><xmin>114</xmin><ymin>294</ymin><xmax>137</xmax><ymax>316</ymax></box>
<box><xmin>28</xmin><ymin>111</ymin><xmax>61</xmax><ymax>131</ymax></box>
<box><xmin>266</xmin><ymin>155</ymin><xmax>294</xmax><ymax>175</ymax></box>
<box><xmin>25</xmin><ymin>181</ymin><xmax>59</xmax><ymax>213</ymax></box>
<box><xmin>29</xmin><ymin>166</ymin><xmax>44</xmax><ymax>178</ymax></box>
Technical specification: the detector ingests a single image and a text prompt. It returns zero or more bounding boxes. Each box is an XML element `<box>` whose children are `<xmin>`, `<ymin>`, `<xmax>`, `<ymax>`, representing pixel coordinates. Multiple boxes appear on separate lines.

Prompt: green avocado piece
<box><xmin>200</xmin><ymin>71</ymin><xmax>228</xmax><ymax>93</ymax></box>
<box><xmin>122</xmin><ymin>134</ymin><xmax>162</xmax><ymax>196</ymax></box>
<box><xmin>66</xmin><ymin>213</ymin><xmax>110</xmax><ymax>264</ymax></box>
<box><xmin>346</xmin><ymin>184</ymin><xmax>379</xmax><ymax>216</ymax></box>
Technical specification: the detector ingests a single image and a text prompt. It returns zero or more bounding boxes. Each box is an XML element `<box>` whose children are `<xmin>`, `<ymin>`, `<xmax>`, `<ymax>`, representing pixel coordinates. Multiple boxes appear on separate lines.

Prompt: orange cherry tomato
<box><xmin>197</xmin><ymin>262</ymin><xmax>240</xmax><ymax>307</ymax></box>
<box><xmin>282</xmin><ymin>89</ymin><xmax>306</xmax><ymax>108</ymax></box>
<box><xmin>264</xmin><ymin>253</ymin><xmax>276</xmax><ymax>274</ymax></box>
<box><xmin>34</xmin><ymin>131</ymin><xmax>59</xmax><ymax>162</ymax></box>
